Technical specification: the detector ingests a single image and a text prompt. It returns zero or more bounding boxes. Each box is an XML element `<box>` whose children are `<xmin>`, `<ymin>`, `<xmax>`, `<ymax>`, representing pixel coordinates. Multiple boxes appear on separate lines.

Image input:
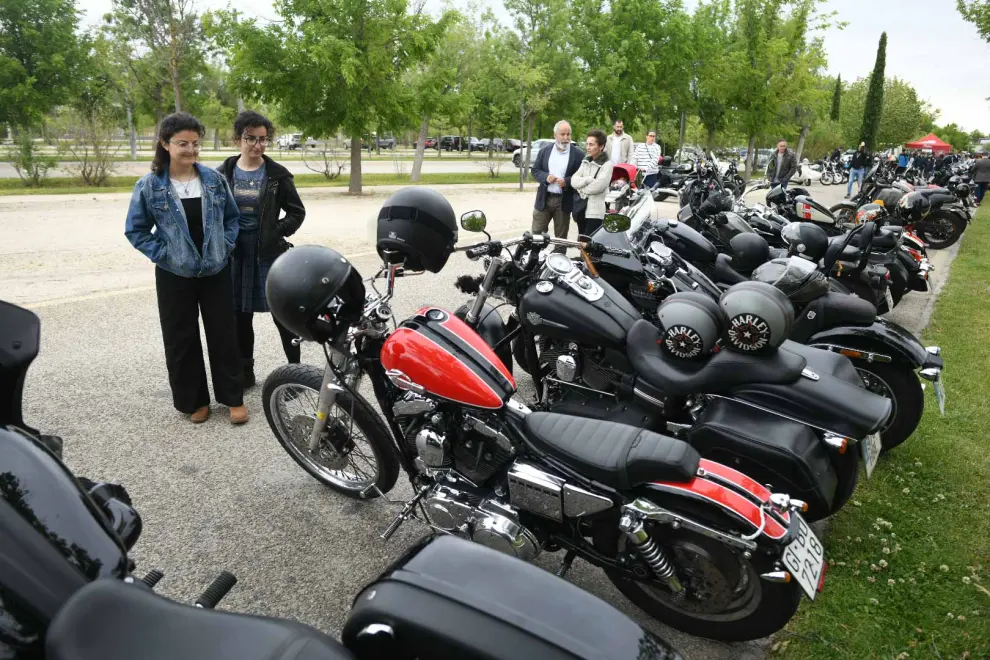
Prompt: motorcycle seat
<box><xmin>872</xmin><ymin>229</ymin><xmax>900</xmax><ymax>250</ymax></box>
<box><xmin>714</xmin><ymin>253</ymin><xmax>750</xmax><ymax>284</ymax></box>
<box><xmin>791</xmin><ymin>293</ymin><xmax>877</xmax><ymax>343</ymax></box>
<box><xmin>779</xmin><ymin>338</ymin><xmax>863</xmax><ymax>386</ymax></box>
<box><xmin>46</xmin><ymin>579</ymin><xmax>354</xmax><ymax>660</ymax></box>
<box><xmin>625</xmin><ymin>319</ymin><xmax>807</xmax><ymax>397</ymax></box>
<box><xmin>523</xmin><ymin>412</ymin><xmax>700</xmax><ymax>488</ymax></box>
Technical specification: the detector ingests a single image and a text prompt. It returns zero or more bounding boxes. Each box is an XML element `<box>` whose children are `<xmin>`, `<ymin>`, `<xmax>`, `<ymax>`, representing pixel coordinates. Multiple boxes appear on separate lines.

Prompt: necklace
<box><xmin>174</xmin><ymin>171</ymin><xmax>197</xmax><ymax>196</ymax></box>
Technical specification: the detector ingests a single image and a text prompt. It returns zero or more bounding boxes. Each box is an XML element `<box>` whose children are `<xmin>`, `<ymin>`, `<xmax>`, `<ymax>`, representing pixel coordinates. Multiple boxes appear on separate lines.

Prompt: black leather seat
<box><xmin>715</xmin><ymin>253</ymin><xmax>750</xmax><ymax>284</ymax></box>
<box><xmin>626</xmin><ymin>319</ymin><xmax>806</xmax><ymax>397</ymax></box>
<box><xmin>872</xmin><ymin>228</ymin><xmax>900</xmax><ymax>250</ymax></box>
<box><xmin>523</xmin><ymin>412</ymin><xmax>700</xmax><ymax>488</ymax></box>
<box><xmin>779</xmin><ymin>340</ymin><xmax>861</xmax><ymax>386</ymax></box>
<box><xmin>47</xmin><ymin>579</ymin><xmax>353</xmax><ymax>660</ymax></box>
<box><xmin>790</xmin><ymin>293</ymin><xmax>877</xmax><ymax>343</ymax></box>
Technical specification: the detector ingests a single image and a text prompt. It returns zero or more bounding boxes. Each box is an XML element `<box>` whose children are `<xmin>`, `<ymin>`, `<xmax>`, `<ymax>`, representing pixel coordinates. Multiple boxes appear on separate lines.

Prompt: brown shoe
<box><xmin>230</xmin><ymin>405</ymin><xmax>249</xmax><ymax>425</ymax></box>
<box><xmin>190</xmin><ymin>406</ymin><xmax>210</xmax><ymax>424</ymax></box>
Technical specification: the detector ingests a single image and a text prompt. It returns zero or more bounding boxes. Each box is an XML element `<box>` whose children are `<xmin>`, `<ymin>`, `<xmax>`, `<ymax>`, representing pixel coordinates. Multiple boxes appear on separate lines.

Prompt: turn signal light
<box><xmin>823</xmin><ymin>433</ymin><xmax>849</xmax><ymax>454</ymax></box>
<box><xmin>760</xmin><ymin>571</ymin><xmax>792</xmax><ymax>584</ymax></box>
<box><xmin>838</xmin><ymin>348</ymin><xmax>862</xmax><ymax>359</ymax></box>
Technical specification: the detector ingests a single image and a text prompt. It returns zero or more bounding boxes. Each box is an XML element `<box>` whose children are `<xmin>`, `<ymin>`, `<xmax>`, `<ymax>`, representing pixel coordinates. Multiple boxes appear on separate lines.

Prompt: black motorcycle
<box><xmin>455</xmin><ymin>215</ymin><xmax>895</xmax><ymax>524</ymax></box>
<box><xmin>0</xmin><ymin>299</ymin><xmax>684</xmax><ymax>660</ymax></box>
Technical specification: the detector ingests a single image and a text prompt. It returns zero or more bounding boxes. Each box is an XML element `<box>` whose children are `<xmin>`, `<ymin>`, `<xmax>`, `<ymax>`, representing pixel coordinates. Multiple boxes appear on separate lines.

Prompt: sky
<box><xmin>77</xmin><ymin>0</ymin><xmax>990</xmax><ymax>133</ymax></box>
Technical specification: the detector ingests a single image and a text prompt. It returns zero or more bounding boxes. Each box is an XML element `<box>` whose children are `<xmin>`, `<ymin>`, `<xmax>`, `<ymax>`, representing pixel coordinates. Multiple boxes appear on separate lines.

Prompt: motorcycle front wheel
<box><xmin>262</xmin><ymin>364</ymin><xmax>399</xmax><ymax>498</ymax></box>
<box><xmin>854</xmin><ymin>361</ymin><xmax>924</xmax><ymax>451</ymax></box>
<box><xmin>821</xmin><ymin>171</ymin><xmax>834</xmax><ymax>185</ymax></box>
<box><xmin>594</xmin><ymin>523</ymin><xmax>802</xmax><ymax>642</ymax></box>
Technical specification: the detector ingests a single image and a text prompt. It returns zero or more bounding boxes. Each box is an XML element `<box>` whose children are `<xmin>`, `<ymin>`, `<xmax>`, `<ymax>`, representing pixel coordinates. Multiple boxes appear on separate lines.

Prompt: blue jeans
<box><xmin>976</xmin><ymin>182</ymin><xmax>988</xmax><ymax>204</ymax></box>
<box><xmin>847</xmin><ymin>168</ymin><xmax>865</xmax><ymax>196</ymax></box>
<box><xmin>643</xmin><ymin>173</ymin><xmax>658</xmax><ymax>188</ymax></box>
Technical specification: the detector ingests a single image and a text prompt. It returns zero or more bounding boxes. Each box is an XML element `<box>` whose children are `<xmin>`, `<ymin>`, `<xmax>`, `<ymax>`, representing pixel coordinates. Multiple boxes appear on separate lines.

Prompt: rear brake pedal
<box><xmin>555</xmin><ymin>550</ymin><xmax>576</xmax><ymax>579</ymax></box>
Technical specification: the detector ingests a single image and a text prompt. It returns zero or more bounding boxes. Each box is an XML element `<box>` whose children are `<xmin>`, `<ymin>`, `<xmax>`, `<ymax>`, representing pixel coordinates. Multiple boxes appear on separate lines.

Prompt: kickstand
<box><xmin>555</xmin><ymin>550</ymin><xmax>576</xmax><ymax>579</ymax></box>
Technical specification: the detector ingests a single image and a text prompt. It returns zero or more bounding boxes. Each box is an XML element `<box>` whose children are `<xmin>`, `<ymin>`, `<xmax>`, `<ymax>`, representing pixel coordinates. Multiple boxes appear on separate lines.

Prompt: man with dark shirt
<box><xmin>847</xmin><ymin>142</ymin><xmax>870</xmax><ymax>198</ymax></box>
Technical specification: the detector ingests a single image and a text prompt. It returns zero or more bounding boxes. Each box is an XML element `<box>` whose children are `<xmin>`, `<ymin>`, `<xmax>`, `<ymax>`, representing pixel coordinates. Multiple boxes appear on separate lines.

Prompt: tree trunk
<box><xmin>518</xmin><ymin>100</ymin><xmax>525</xmax><ymax>191</ymax></box>
<box><xmin>411</xmin><ymin>115</ymin><xmax>430</xmax><ymax>182</ymax></box>
<box><xmin>705</xmin><ymin>126</ymin><xmax>717</xmax><ymax>153</ymax></box>
<box><xmin>743</xmin><ymin>133</ymin><xmax>757</xmax><ymax>183</ymax></box>
<box><xmin>678</xmin><ymin>110</ymin><xmax>687</xmax><ymax>156</ymax></box>
<box><xmin>237</xmin><ymin>98</ymin><xmax>245</xmax><ymax>112</ymax></box>
<box><xmin>794</xmin><ymin>124</ymin><xmax>809</xmax><ymax>164</ymax></box>
<box><xmin>126</xmin><ymin>103</ymin><xmax>137</xmax><ymax>160</ymax></box>
<box><xmin>467</xmin><ymin>116</ymin><xmax>473</xmax><ymax>158</ymax></box>
<box><xmin>525</xmin><ymin>114</ymin><xmax>535</xmax><ymax>169</ymax></box>
<box><xmin>214</xmin><ymin>127</ymin><xmax>221</xmax><ymax>151</ymax></box>
<box><xmin>170</xmin><ymin>62</ymin><xmax>183</xmax><ymax>112</ymax></box>
<box><xmin>349</xmin><ymin>135</ymin><xmax>363</xmax><ymax>194</ymax></box>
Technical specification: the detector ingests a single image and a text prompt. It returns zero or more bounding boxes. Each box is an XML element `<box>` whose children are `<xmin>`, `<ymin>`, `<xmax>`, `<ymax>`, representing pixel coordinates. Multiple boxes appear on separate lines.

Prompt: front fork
<box><xmin>307</xmin><ymin>352</ymin><xmax>361</xmax><ymax>452</ymax></box>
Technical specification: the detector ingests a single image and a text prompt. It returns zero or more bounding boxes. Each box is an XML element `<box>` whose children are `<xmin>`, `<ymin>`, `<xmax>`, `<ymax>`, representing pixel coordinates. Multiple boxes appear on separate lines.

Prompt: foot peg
<box><xmin>195</xmin><ymin>571</ymin><xmax>238</xmax><ymax>609</ymax></box>
<box><xmin>141</xmin><ymin>569</ymin><xmax>165</xmax><ymax>589</ymax></box>
<box><xmin>556</xmin><ymin>551</ymin><xmax>576</xmax><ymax>578</ymax></box>
<box><xmin>380</xmin><ymin>486</ymin><xmax>430</xmax><ymax>541</ymax></box>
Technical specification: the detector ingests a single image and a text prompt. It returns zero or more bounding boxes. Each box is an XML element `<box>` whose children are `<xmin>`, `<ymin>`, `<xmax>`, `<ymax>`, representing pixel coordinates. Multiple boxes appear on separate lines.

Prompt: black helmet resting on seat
<box><xmin>896</xmin><ymin>191</ymin><xmax>932</xmax><ymax>223</ymax></box>
<box><xmin>266</xmin><ymin>245</ymin><xmax>367</xmax><ymax>343</ymax></box>
<box><xmin>655</xmin><ymin>292</ymin><xmax>726</xmax><ymax>359</ymax></box>
<box><xmin>728</xmin><ymin>233</ymin><xmax>770</xmax><ymax>274</ymax></box>
<box><xmin>376</xmin><ymin>187</ymin><xmax>458</xmax><ymax>273</ymax></box>
<box><xmin>718</xmin><ymin>281</ymin><xmax>794</xmax><ymax>354</ymax></box>
<box><xmin>781</xmin><ymin>222</ymin><xmax>829</xmax><ymax>262</ymax></box>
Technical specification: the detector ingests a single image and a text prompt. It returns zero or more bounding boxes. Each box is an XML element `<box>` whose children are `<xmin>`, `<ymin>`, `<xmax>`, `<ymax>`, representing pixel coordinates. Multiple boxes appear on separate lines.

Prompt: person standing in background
<box><xmin>605</xmin><ymin>119</ymin><xmax>634</xmax><ymax>164</ymax></box>
<box><xmin>571</xmin><ymin>130</ymin><xmax>614</xmax><ymax>236</ymax></box>
<box><xmin>970</xmin><ymin>153</ymin><xmax>990</xmax><ymax>205</ymax></box>
<box><xmin>768</xmin><ymin>140</ymin><xmax>797</xmax><ymax>190</ymax></box>
<box><xmin>633</xmin><ymin>130</ymin><xmax>663</xmax><ymax>188</ymax></box>
<box><xmin>216</xmin><ymin>111</ymin><xmax>307</xmax><ymax>388</ymax></box>
<box><xmin>847</xmin><ymin>142</ymin><xmax>870</xmax><ymax>198</ymax></box>
<box><xmin>124</xmin><ymin>112</ymin><xmax>247</xmax><ymax>425</ymax></box>
<box><xmin>531</xmin><ymin>120</ymin><xmax>585</xmax><ymax>250</ymax></box>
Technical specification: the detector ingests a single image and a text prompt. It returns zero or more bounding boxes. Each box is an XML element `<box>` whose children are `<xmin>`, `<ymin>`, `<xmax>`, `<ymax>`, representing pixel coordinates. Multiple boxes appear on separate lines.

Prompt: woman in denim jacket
<box><xmin>124</xmin><ymin>112</ymin><xmax>248</xmax><ymax>425</ymax></box>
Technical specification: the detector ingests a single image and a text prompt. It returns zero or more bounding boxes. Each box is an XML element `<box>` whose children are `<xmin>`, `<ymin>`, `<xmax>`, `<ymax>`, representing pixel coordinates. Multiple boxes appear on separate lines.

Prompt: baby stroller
<box><xmin>605</xmin><ymin>163</ymin><xmax>639</xmax><ymax>213</ymax></box>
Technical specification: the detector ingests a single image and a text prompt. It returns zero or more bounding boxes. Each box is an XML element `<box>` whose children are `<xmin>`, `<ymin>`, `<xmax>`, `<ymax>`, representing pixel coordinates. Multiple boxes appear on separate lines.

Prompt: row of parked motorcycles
<box><xmin>2</xmin><ymin>162</ymin><xmax>959</xmax><ymax>655</ymax></box>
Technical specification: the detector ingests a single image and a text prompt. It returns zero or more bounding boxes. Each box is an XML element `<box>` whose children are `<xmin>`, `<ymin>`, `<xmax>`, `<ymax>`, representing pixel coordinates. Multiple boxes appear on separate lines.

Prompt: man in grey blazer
<box><xmin>531</xmin><ymin>120</ymin><xmax>586</xmax><ymax>246</ymax></box>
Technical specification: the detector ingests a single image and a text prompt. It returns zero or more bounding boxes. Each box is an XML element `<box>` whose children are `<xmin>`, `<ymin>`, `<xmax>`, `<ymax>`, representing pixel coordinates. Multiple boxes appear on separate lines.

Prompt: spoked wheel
<box><xmin>915</xmin><ymin>210</ymin><xmax>965</xmax><ymax>250</ymax></box>
<box><xmin>821</xmin><ymin>171</ymin><xmax>834</xmax><ymax>185</ymax></box>
<box><xmin>596</xmin><ymin>525</ymin><xmax>802</xmax><ymax>641</ymax></box>
<box><xmin>262</xmin><ymin>364</ymin><xmax>398</xmax><ymax>498</ymax></box>
<box><xmin>854</xmin><ymin>361</ymin><xmax>924</xmax><ymax>451</ymax></box>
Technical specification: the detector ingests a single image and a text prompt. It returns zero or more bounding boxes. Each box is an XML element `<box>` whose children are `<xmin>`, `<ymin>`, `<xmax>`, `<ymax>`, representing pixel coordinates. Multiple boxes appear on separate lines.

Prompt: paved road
<box><xmin>7</xmin><ymin>181</ymin><xmax>954</xmax><ymax>659</ymax></box>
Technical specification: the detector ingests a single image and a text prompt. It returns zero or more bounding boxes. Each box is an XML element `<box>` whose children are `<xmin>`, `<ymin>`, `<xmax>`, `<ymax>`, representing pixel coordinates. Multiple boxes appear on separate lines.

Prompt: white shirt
<box><xmin>170</xmin><ymin>174</ymin><xmax>203</xmax><ymax>199</ymax></box>
<box><xmin>634</xmin><ymin>143</ymin><xmax>662</xmax><ymax>174</ymax></box>
<box><xmin>547</xmin><ymin>143</ymin><xmax>570</xmax><ymax>194</ymax></box>
<box><xmin>610</xmin><ymin>136</ymin><xmax>623</xmax><ymax>164</ymax></box>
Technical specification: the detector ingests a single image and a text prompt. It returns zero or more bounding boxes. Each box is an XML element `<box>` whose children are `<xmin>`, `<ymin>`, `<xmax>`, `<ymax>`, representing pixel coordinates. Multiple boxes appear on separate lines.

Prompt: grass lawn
<box><xmin>0</xmin><ymin>171</ymin><xmax>527</xmax><ymax>196</ymax></box>
<box><xmin>778</xmin><ymin>206</ymin><xmax>990</xmax><ymax>659</ymax></box>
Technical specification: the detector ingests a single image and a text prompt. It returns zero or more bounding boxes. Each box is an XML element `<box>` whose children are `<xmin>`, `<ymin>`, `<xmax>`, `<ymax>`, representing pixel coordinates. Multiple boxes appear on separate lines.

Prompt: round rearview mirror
<box><xmin>460</xmin><ymin>210</ymin><xmax>487</xmax><ymax>232</ymax></box>
<box><xmin>603</xmin><ymin>213</ymin><xmax>631</xmax><ymax>233</ymax></box>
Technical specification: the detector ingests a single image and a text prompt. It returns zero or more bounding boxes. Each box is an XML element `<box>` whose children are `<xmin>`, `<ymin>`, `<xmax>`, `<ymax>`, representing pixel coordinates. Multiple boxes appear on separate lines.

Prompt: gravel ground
<box><xmin>8</xmin><ymin>181</ymin><xmax>954</xmax><ymax>659</ymax></box>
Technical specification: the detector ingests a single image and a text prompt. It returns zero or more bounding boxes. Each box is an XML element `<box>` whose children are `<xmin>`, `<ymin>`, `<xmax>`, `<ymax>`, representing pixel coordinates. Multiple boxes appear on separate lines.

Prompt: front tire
<box><xmin>854</xmin><ymin>361</ymin><xmax>925</xmax><ymax>451</ymax></box>
<box><xmin>262</xmin><ymin>363</ymin><xmax>399</xmax><ymax>498</ymax></box>
<box><xmin>595</xmin><ymin>524</ymin><xmax>802</xmax><ymax>641</ymax></box>
<box><xmin>821</xmin><ymin>171</ymin><xmax>833</xmax><ymax>185</ymax></box>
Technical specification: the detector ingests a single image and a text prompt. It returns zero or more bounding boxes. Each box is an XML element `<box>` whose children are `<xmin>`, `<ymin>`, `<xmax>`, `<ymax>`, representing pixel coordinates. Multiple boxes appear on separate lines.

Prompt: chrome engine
<box><xmin>540</xmin><ymin>341</ymin><xmax>619</xmax><ymax>393</ymax></box>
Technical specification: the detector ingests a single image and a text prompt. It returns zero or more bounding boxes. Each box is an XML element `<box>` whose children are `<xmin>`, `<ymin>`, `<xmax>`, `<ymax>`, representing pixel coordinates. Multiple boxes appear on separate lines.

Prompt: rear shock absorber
<box><xmin>619</xmin><ymin>515</ymin><xmax>684</xmax><ymax>594</ymax></box>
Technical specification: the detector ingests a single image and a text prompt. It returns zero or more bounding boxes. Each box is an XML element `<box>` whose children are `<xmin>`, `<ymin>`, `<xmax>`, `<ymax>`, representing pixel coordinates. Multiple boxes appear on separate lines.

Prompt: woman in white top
<box><xmin>571</xmin><ymin>129</ymin><xmax>614</xmax><ymax>235</ymax></box>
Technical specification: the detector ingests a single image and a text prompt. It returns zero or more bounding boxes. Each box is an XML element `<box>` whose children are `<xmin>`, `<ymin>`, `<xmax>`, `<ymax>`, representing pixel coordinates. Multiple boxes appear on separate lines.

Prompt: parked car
<box><xmin>479</xmin><ymin>138</ymin><xmax>505</xmax><ymax>152</ymax></box>
<box><xmin>414</xmin><ymin>137</ymin><xmax>439</xmax><ymax>149</ymax></box>
<box><xmin>505</xmin><ymin>138</ymin><xmax>522</xmax><ymax>152</ymax></box>
<box><xmin>439</xmin><ymin>135</ymin><xmax>463</xmax><ymax>151</ymax></box>
<box><xmin>369</xmin><ymin>135</ymin><xmax>396</xmax><ymax>150</ymax></box>
<box><xmin>277</xmin><ymin>133</ymin><xmax>318</xmax><ymax>150</ymax></box>
<box><xmin>467</xmin><ymin>137</ymin><xmax>486</xmax><ymax>152</ymax></box>
<box><xmin>511</xmin><ymin>138</ymin><xmax>555</xmax><ymax>168</ymax></box>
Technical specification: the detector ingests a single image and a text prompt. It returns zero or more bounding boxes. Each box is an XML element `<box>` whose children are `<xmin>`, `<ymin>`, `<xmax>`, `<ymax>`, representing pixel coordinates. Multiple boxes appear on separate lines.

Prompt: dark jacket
<box><xmin>124</xmin><ymin>163</ymin><xmax>239</xmax><ymax>278</ymax></box>
<box><xmin>850</xmin><ymin>149</ymin><xmax>871</xmax><ymax>169</ymax></box>
<box><xmin>971</xmin><ymin>157</ymin><xmax>990</xmax><ymax>183</ymax></box>
<box><xmin>216</xmin><ymin>154</ymin><xmax>306</xmax><ymax>260</ymax></box>
<box><xmin>767</xmin><ymin>148</ymin><xmax>798</xmax><ymax>184</ymax></box>
<box><xmin>531</xmin><ymin>142</ymin><xmax>586</xmax><ymax>213</ymax></box>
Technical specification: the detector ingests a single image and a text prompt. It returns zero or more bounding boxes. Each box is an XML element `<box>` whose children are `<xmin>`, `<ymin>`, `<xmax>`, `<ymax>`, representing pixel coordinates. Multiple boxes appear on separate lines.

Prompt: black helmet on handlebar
<box><xmin>266</xmin><ymin>245</ymin><xmax>367</xmax><ymax>343</ymax></box>
<box><xmin>376</xmin><ymin>187</ymin><xmax>458</xmax><ymax>273</ymax></box>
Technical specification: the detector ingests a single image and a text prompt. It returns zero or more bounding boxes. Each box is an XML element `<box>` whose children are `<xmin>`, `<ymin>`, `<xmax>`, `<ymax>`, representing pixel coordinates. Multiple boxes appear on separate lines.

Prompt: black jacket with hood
<box><xmin>216</xmin><ymin>154</ymin><xmax>306</xmax><ymax>260</ymax></box>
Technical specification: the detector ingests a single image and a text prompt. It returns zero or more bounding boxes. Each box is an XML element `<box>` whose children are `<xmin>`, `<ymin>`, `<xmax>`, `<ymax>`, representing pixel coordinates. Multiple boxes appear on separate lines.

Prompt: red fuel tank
<box><xmin>381</xmin><ymin>307</ymin><xmax>515</xmax><ymax>409</ymax></box>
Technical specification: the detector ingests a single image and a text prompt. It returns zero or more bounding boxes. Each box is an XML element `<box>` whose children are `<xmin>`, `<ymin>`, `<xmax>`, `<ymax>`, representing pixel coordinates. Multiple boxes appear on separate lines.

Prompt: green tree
<box><xmin>0</xmin><ymin>0</ymin><xmax>84</xmax><ymax>128</ymax></box>
<box><xmin>210</xmin><ymin>0</ymin><xmax>453</xmax><ymax>194</ymax></box>
<box><xmin>935</xmin><ymin>123</ymin><xmax>972</xmax><ymax>152</ymax></box>
<box><xmin>690</xmin><ymin>0</ymin><xmax>735</xmax><ymax>150</ymax></box>
<box><xmin>859</xmin><ymin>31</ymin><xmax>886</xmax><ymax>149</ymax></box>
<box><xmin>830</xmin><ymin>74</ymin><xmax>841</xmax><ymax>121</ymax></box>
<box><xmin>957</xmin><ymin>0</ymin><xmax>990</xmax><ymax>40</ymax></box>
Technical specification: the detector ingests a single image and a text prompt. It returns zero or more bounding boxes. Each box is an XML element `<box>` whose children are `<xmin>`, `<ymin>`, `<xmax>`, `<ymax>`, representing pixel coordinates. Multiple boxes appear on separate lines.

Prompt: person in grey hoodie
<box><xmin>571</xmin><ymin>129</ymin><xmax>614</xmax><ymax>235</ymax></box>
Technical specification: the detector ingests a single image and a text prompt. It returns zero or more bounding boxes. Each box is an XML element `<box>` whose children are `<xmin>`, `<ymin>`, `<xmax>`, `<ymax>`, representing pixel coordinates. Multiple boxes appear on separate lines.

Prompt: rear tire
<box><xmin>262</xmin><ymin>364</ymin><xmax>399</xmax><ymax>498</ymax></box>
<box><xmin>854</xmin><ymin>361</ymin><xmax>925</xmax><ymax>451</ymax></box>
<box><xmin>915</xmin><ymin>210</ymin><xmax>965</xmax><ymax>250</ymax></box>
<box><xmin>595</xmin><ymin>524</ymin><xmax>803</xmax><ymax>641</ymax></box>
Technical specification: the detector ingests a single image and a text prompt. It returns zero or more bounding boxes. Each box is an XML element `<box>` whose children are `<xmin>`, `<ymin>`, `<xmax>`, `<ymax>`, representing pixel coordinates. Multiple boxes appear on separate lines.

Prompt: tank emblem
<box><xmin>525</xmin><ymin>312</ymin><xmax>567</xmax><ymax>329</ymax></box>
<box><xmin>727</xmin><ymin>314</ymin><xmax>770</xmax><ymax>351</ymax></box>
<box><xmin>663</xmin><ymin>325</ymin><xmax>703</xmax><ymax>358</ymax></box>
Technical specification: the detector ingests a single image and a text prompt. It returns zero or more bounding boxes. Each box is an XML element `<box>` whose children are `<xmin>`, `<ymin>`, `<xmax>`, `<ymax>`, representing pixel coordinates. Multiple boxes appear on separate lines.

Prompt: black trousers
<box><xmin>235</xmin><ymin>312</ymin><xmax>300</xmax><ymax>364</ymax></box>
<box><xmin>155</xmin><ymin>264</ymin><xmax>243</xmax><ymax>413</ymax></box>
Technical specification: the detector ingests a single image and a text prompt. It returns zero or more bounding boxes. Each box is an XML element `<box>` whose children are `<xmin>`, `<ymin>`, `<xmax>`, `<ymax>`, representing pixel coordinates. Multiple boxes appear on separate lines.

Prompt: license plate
<box><xmin>861</xmin><ymin>431</ymin><xmax>883</xmax><ymax>478</ymax></box>
<box><xmin>883</xmin><ymin>287</ymin><xmax>894</xmax><ymax>313</ymax></box>
<box><xmin>782</xmin><ymin>514</ymin><xmax>826</xmax><ymax>600</ymax></box>
<box><xmin>933</xmin><ymin>371</ymin><xmax>947</xmax><ymax>415</ymax></box>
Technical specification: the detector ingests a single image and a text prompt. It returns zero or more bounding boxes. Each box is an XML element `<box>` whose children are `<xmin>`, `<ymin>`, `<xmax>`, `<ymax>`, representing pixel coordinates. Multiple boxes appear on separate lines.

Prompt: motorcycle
<box><xmin>257</xmin><ymin>230</ymin><xmax>829</xmax><ymax>641</ymax></box>
<box><xmin>0</xmin><ymin>299</ymin><xmax>685</xmax><ymax>660</ymax></box>
<box><xmin>455</xmin><ymin>215</ymin><xmax>894</xmax><ymax>524</ymax></box>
